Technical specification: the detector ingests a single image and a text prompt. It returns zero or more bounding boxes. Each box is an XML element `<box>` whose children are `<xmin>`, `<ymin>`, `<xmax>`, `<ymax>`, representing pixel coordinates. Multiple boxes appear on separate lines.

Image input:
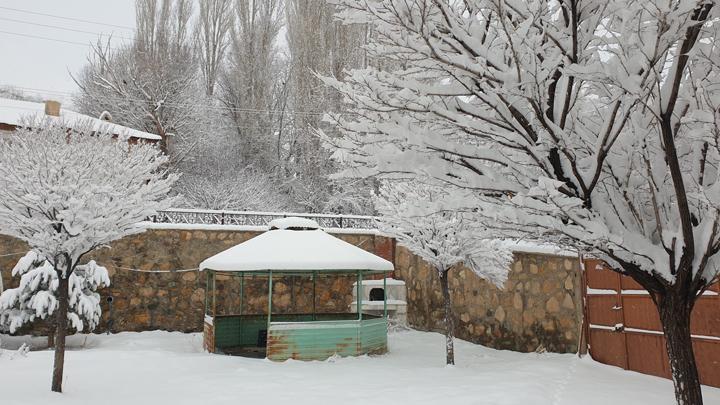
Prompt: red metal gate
<box><xmin>583</xmin><ymin>259</ymin><xmax>720</xmax><ymax>387</ymax></box>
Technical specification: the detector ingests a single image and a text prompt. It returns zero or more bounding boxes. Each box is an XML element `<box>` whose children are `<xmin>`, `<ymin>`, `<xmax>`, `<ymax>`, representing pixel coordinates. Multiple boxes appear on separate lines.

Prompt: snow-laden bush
<box><xmin>0</xmin><ymin>251</ymin><xmax>110</xmax><ymax>334</ymax></box>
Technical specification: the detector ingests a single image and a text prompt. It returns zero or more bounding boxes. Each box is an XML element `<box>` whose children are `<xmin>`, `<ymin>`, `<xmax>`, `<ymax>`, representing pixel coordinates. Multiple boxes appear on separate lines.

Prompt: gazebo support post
<box><xmin>357</xmin><ymin>270</ymin><xmax>363</xmax><ymax>321</ymax></box>
<box><xmin>212</xmin><ymin>271</ymin><xmax>217</xmax><ymax>316</ymax></box>
<box><xmin>239</xmin><ymin>273</ymin><xmax>244</xmax><ymax>343</ymax></box>
<box><xmin>204</xmin><ymin>270</ymin><xmax>210</xmax><ymax>316</ymax></box>
<box><xmin>239</xmin><ymin>273</ymin><xmax>244</xmax><ymax>316</ymax></box>
<box><xmin>383</xmin><ymin>274</ymin><xmax>387</xmax><ymax>319</ymax></box>
<box><xmin>267</xmin><ymin>271</ymin><xmax>273</xmax><ymax>328</ymax></box>
<box><xmin>312</xmin><ymin>271</ymin><xmax>317</xmax><ymax>321</ymax></box>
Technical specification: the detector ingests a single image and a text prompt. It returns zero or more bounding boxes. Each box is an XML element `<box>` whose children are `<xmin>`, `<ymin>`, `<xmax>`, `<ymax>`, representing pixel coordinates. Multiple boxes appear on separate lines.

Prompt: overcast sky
<box><xmin>0</xmin><ymin>0</ymin><xmax>137</xmax><ymax>105</ymax></box>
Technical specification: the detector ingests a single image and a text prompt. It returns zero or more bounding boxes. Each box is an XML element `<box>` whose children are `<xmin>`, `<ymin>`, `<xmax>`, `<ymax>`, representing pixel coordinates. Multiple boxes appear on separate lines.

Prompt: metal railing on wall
<box><xmin>149</xmin><ymin>208</ymin><xmax>378</xmax><ymax>230</ymax></box>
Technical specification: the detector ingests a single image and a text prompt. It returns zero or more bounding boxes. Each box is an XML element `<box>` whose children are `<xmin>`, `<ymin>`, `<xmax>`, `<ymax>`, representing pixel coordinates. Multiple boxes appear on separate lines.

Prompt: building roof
<box><xmin>200</xmin><ymin>220</ymin><xmax>394</xmax><ymax>273</ymax></box>
<box><xmin>0</xmin><ymin>97</ymin><xmax>161</xmax><ymax>141</ymax></box>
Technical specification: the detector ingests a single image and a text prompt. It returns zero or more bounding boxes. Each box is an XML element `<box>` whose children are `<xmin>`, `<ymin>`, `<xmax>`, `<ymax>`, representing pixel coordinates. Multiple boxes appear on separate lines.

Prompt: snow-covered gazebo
<box><xmin>200</xmin><ymin>217</ymin><xmax>394</xmax><ymax>361</ymax></box>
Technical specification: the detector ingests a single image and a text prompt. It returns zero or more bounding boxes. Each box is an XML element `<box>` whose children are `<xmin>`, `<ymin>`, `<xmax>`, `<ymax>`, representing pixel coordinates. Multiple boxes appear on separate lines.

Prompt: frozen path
<box><xmin>1</xmin><ymin>330</ymin><xmax>718</xmax><ymax>405</ymax></box>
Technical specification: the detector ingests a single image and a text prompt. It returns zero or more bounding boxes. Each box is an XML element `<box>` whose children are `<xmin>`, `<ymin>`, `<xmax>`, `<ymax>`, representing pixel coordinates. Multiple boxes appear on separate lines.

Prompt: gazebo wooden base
<box><xmin>204</xmin><ymin>313</ymin><xmax>388</xmax><ymax>361</ymax></box>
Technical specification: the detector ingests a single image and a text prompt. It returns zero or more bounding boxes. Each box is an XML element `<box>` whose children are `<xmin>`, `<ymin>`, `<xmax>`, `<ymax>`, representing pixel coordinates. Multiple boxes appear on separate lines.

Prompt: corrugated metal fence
<box><xmin>584</xmin><ymin>259</ymin><xmax>720</xmax><ymax>387</ymax></box>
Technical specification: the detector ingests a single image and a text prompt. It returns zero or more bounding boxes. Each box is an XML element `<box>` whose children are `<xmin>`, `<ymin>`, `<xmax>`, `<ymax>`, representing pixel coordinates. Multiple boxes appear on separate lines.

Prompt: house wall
<box><xmin>0</xmin><ymin>123</ymin><xmax>17</xmax><ymax>136</ymax></box>
<box><xmin>0</xmin><ymin>227</ymin><xmax>583</xmax><ymax>353</ymax></box>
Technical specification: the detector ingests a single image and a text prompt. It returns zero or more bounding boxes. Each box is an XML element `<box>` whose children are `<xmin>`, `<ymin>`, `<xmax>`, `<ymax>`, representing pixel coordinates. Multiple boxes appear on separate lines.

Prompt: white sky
<box><xmin>0</xmin><ymin>0</ymin><xmax>137</xmax><ymax>105</ymax></box>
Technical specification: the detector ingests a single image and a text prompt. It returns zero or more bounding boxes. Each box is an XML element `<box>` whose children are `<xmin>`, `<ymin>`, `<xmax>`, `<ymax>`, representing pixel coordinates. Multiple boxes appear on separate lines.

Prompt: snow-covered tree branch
<box><xmin>0</xmin><ymin>251</ymin><xmax>110</xmax><ymax>335</ymax></box>
<box><xmin>323</xmin><ymin>1</ymin><xmax>719</xmax><ymax>403</ymax></box>
<box><xmin>0</xmin><ymin>119</ymin><xmax>177</xmax><ymax>392</ymax></box>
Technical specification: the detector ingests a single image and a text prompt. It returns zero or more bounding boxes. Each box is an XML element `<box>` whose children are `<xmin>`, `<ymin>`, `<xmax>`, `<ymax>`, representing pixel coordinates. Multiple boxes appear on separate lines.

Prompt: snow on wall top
<box><xmin>268</xmin><ymin>217</ymin><xmax>320</xmax><ymax>230</ymax></box>
<box><xmin>199</xmin><ymin>228</ymin><xmax>394</xmax><ymax>272</ymax></box>
<box><xmin>501</xmin><ymin>240</ymin><xmax>577</xmax><ymax>257</ymax></box>
<box><xmin>0</xmin><ymin>97</ymin><xmax>161</xmax><ymax>141</ymax></box>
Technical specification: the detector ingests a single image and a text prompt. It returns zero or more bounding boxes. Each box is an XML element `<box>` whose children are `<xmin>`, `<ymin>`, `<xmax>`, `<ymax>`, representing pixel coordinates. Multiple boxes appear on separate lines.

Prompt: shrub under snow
<box><xmin>0</xmin><ymin>251</ymin><xmax>110</xmax><ymax>334</ymax></box>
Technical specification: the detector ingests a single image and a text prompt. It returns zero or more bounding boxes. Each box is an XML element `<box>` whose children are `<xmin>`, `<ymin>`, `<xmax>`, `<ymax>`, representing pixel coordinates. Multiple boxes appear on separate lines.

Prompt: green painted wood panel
<box><xmin>360</xmin><ymin>318</ymin><xmax>388</xmax><ymax>354</ymax></box>
<box><xmin>214</xmin><ymin>317</ymin><xmax>242</xmax><ymax>348</ymax></box>
<box><xmin>213</xmin><ymin>314</ymin><xmax>387</xmax><ymax>358</ymax></box>
<box><xmin>266</xmin><ymin>318</ymin><xmax>388</xmax><ymax>361</ymax></box>
<box><xmin>214</xmin><ymin>315</ymin><xmax>267</xmax><ymax>349</ymax></box>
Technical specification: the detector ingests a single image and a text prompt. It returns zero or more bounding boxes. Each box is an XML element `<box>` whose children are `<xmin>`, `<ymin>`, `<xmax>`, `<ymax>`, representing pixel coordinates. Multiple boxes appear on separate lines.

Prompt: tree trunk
<box><xmin>51</xmin><ymin>275</ymin><xmax>69</xmax><ymax>393</ymax></box>
<box><xmin>47</xmin><ymin>325</ymin><xmax>55</xmax><ymax>349</ymax></box>
<box><xmin>439</xmin><ymin>269</ymin><xmax>454</xmax><ymax>365</ymax></box>
<box><xmin>657</xmin><ymin>291</ymin><xmax>703</xmax><ymax>405</ymax></box>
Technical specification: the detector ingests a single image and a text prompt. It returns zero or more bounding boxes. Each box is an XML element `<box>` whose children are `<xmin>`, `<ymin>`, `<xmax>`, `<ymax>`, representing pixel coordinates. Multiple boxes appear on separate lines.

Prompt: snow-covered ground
<box><xmin>1</xmin><ymin>330</ymin><xmax>718</xmax><ymax>405</ymax></box>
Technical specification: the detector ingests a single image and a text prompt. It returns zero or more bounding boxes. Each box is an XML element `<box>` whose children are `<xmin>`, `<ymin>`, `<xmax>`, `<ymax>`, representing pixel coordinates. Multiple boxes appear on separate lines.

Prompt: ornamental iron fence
<box><xmin>150</xmin><ymin>208</ymin><xmax>377</xmax><ymax>230</ymax></box>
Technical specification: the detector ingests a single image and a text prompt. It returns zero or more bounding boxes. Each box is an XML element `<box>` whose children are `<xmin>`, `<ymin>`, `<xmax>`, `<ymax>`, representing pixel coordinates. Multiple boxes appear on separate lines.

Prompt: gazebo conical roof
<box><xmin>199</xmin><ymin>217</ymin><xmax>393</xmax><ymax>273</ymax></box>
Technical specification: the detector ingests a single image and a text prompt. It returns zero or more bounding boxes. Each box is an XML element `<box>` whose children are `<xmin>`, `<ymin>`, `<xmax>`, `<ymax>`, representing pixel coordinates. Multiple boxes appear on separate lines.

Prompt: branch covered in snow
<box><xmin>0</xmin><ymin>251</ymin><xmax>110</xmax><ymax>334</ymax></box>
<box><xmin>375</xmin><ymin>180</ymin><xmax>512</xmax><ymax>287</ymax></box>
<box><xmin>323</xmin><ymin>0</ymin><xmax>720</xmax><ymax>295</ymax></box>
<box><xmin>0</xmin><ymin>119</ymin><xmax>178</xmax><ymax>274</ymax></box>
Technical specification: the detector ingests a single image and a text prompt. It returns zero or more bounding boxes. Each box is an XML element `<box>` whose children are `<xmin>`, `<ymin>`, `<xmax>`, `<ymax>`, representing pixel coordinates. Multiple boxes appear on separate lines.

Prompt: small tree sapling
<box><xmin>0</xmin><ymin>251</ymin><xmax>110</xmax><ymax>337</ymax></box>
<box><xmin>374</xmin><ymin>180</ymin><xmax>512</xmax><ymax>365</ymax></box>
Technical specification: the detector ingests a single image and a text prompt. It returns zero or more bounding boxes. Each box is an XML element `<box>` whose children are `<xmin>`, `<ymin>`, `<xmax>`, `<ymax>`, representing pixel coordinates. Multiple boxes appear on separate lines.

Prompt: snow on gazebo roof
<box><xmin>199</xmin><ymin>217</ymin><xmax>394</xmax><ymax>273</ymax></box>
<box><xmin>268</xmin><ymin>216</ymin><xmax>320</xmax><ymax>230</ymax></box>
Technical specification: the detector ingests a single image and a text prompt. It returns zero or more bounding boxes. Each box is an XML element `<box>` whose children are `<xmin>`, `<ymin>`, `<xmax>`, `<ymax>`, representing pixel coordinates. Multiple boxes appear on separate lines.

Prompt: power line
<box><xmin>0</xmin><ymin>30</ymin><xmax>121</xmax><ymax>51</ymax></box>
<box><xmin>0</xmin><ymin>16</ymin><xmax>135</xmax><ymax>42</ymax></box>
<box><xmin>1</xmin><ymin>86</ymin><xmax>71</xmax><ymax>96</ymax></box>
<box><xmin>0</xmin><ymin>5</ymin><xmax>135</xmax><ymax>31</ymax></box>
<box><xmin>0</xmin><ymin>19</ymin><xmax>248</xmax><ymax>62</ymax></box>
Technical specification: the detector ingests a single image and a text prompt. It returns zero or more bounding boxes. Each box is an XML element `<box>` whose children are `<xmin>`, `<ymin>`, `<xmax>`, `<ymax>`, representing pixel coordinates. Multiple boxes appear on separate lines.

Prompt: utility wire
<box><xmin>0</xmin><ymin>5</ymin><xmax>135</xmax><ymax>31</ymax></box>
<box><xmin>0</xmin><ymin>30</ymin><xmax>122</xmax><ymax>51</ymax></box>
<box><xmin>0</xmin><ymin>86</ymin><xmax>71</xmax><ymax>96</ymax></box>
<box><xmin>0</xmin><ymin>21</ymin><xmax>255</xmax><ymax>61</ymax></box>
<box><xmin>0</xmin><ymin>16</ymin><xmax>135</xmax><ymax>42</ymax></box>
<box><xmin>110</xmin><ymin>265</ymin><xmax>199</xmax><ymax>273</ymax></box>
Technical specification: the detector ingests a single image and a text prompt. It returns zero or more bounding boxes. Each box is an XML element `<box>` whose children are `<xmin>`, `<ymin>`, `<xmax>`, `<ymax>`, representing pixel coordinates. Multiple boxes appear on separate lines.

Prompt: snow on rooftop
<box><xmin>0</xmin><ymin>97</ymin><xmax>161</xmax><ymax>141</ymax></box>
<box><xmin>268</xmin><ymin>216</ymin><xmax>320</xmax><ymax>230</ymax></box>
<box><xmin>199</xmin><ymin>228</ymin><xmax>394</xmax><ymax>272</ymax></box>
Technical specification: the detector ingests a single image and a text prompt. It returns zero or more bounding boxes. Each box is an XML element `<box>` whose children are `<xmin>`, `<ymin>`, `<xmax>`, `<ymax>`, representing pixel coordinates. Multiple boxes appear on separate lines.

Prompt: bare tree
<box><xmin>73</xmin><ymin>0</ymin><xmax>204</xmax><ymax>163</ymax></box>
<box><xmin>195</xmin><ymin>0</ymin><xmax>234</xmax><ymax>96</ymax></box>
<box><xmin>176</xmin><ymin>168</ymin><xmax>289</xmax><ymax>211</ymax></box>
<box><xmin>284</xmin><ymin>0</ymin><xmax>370</xmax><ymax>212</ymax></box>
<box><xmin>218</xmin><ymin>0</ymin><xmax>285</xmax><ymax>170</ymax></box>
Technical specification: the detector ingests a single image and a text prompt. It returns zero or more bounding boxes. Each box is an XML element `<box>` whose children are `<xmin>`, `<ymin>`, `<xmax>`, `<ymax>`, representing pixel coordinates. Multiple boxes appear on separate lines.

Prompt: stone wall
<box><xmin>1</xmin><ymin>226</ymin><xmax>584</xmax><ymax>354</ymax></box>
<box><xmin>0</xmin><ymin>227</ymin><xmax>395</xmax><ymax>334</ymax></box>
<box><xmin>394</xmin><ymin>246</ymin><xmax>583</xmax><ymax>353</ymax></box>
